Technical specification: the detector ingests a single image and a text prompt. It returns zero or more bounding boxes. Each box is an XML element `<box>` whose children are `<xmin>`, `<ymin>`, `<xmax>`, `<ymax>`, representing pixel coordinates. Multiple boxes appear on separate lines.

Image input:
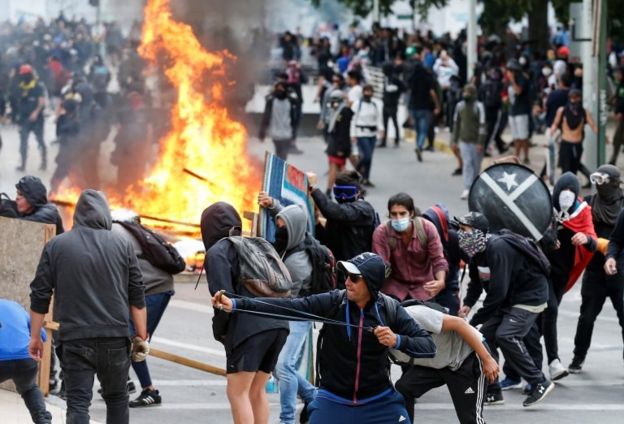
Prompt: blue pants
<box><xmin>309</xmin><ymin>390</ymin><xmax>411</xmax><ymax>424</ymax></box>
<box><xmin>411</xmin><ymin>109</ymin><xmax>432</xmax><ymax>151</ymax></box>
<box><xmin>129</xmin><ymin>291</ymin><xmax>173</xmax><ymax>388</ymax></box>
<box><xmin>356</xmin><ymin>136</ymin><xmax>376</xmax><ymax>180</ymax></box>
<box><xmin>275</xmin><ymin>321</ymin><xmax>317</xmax><ymax>424</ymax></box>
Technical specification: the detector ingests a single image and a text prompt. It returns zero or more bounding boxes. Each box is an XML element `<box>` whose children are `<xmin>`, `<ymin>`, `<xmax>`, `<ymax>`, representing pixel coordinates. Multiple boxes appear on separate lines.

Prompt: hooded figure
<box><xmin>589</xmin><ymin>164</ymin><xmax>624</xmax><ymax>225</ymax></box>
<box><xmin>200</xmin><ymin>201</ymin><xmax>288</xmax><ymax>348</ymax></box>
<box><xmin>15</xmin><ymin>175</ymin><xmax>64</xmax><ymax>234</ymax></box>
<box><xmin>551</xmin><ymin>172</ymin><xmax>597</xmax><ymax>292</ymax></box>
<box><xmin>274</xmin><ymin>204</ymin><xmax>312</xmax><ymax>297</ymax></box>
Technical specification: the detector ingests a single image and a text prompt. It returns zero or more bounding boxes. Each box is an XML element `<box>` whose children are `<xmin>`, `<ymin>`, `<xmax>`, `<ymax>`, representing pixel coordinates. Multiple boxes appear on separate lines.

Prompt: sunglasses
<box><xmin>590</xmin><ymin>172</ymin><xmax>610</xmax><ymax>185</ymax></box>
<box><xmin>347</xmin><ymin>273</ymin><xmax>363</xmax><ymax>282</ymax></box>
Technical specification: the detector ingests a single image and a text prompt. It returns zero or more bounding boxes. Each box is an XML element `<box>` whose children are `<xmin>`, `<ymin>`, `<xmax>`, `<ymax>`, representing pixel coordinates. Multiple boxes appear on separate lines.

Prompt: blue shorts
<box><xmin>309</xmin><ymin>390</ymin><xmax>411</xmax><ymax>424</ymax></box>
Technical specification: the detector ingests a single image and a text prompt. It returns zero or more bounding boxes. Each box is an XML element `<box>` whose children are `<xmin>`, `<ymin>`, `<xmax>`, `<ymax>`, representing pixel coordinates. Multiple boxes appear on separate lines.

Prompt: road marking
<box><xmin>151</xmin><ymin>336</ymin><xmax>225</xmax><ymax>357</ymax></box>
<box><xmin>169</xmin><ymin>299</ymin><xmax>214</xmax><ymax>315</ymax></box>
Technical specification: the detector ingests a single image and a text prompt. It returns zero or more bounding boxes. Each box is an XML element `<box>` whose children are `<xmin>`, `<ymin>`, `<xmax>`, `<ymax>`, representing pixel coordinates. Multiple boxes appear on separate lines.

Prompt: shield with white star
<box><xmin>468</xmin><ymin>163</ymin><xmax>552</xmax><ymax>241</ymax></box>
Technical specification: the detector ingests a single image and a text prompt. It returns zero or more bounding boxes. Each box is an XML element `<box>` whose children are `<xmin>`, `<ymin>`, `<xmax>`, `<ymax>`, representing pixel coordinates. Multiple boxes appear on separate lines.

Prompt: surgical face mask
<box><xmin>330</xmin><ymin>101</ymin><xmax>340</xmax><ymax>109</ymax></box>
<box><xmin>391</xmin><ymin>217</ymin><xmax>410</xmax><ymax>232</ymax></box>
<box><xmin>558</xmin><ymin>190</ymin><xmax>576</xmax><ymax>212</ymax></box>
<box><xmin>519</xmin><ymin>56</ymin><xmax>527</xmax><ymax>66</ymax></box>
<box><xmin>542</xmin><ymin>67</ymin><xmax>552</xmax><ymax>77</ymax></box>
<box><xmin>458</xmin><ymin>228</ymin><xmax>489</xmax><ymax>258</ymax></box>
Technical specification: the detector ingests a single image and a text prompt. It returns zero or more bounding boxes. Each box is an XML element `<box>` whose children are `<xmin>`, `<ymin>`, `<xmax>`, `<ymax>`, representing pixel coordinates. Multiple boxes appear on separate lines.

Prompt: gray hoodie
<box><xmin>30</xmin><ymin>190</ymin><xmax>145</xmax><ymax>341</ymax></box>
<box><xmin>271</xmin><ymin>202</ymin><xmax>312</xmax><ymax>297</ymax></box>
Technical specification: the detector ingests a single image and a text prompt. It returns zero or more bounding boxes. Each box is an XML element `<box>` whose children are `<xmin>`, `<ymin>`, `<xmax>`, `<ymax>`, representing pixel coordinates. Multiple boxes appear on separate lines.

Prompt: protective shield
<box><xmin>468</xmin><ymin>163</ymin><xmax>552</xmax><ymax>240</ymax></box>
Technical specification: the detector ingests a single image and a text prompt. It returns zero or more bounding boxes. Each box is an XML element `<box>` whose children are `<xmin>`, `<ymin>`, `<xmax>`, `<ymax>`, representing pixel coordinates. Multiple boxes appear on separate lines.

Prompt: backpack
<box><xmin>289</xmin><ymin>233</ymin><xmax>336</xmax><ymax>295</ymax></box>
<box><xmin>115</xmin><ymin>220</ymin><xmax>186</xmax><ymax>274</ymax></box>
<box><xmin>228</xmin><ymin>236</ymin><xmax>292</xmax><ymax>297</ymax></box>
<box><xmin>0</xmin><ymin>193</ymin><xmax>17</xmax><ymax>218</ymax></box>
<box><xmin>497</xmin><ymin>229</ymin><xmax>551</xmax><ymax>275</ymax></box>
<box><xmin>482</xmin><ymin>81</ymin><xmax>501</xmax><ymax>108</ymax></box>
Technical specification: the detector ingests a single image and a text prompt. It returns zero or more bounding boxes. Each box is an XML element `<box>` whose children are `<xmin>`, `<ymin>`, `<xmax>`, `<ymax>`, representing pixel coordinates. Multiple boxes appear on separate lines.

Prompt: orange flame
<box><xmin>54</xmin><ymin>0</ymin><xmax>260</xmax><ymax>234</ymax></box>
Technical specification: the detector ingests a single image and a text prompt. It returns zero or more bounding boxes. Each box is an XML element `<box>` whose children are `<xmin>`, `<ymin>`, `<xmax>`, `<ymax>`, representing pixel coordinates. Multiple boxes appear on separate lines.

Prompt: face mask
<box><xmin>558</xmin><ymin>190</ymin><xmax>576</xmax><ymax>212</ymax></box>
<box><xmin>458</xmin><ymin>228</ymin><xmax>489</xmax><ymax>258</ymax></box>
<box><xmin>391</xmin><ymin>217</ymin><xmax>410</xmax><ymax>232</ymax></box>
<box><xmin>20</xmin><ymin>74</ymin><xmax>33</xmax><ymax>83</ymax></box>
<box><xmin>542</xmin><ymin>67</ymin><xmax>552</xmax><ymax>77</ymax></box>
<box><xmin>275</xmin><ymin>90</ymin><xmax>287</xmax><ymax>99</ymax></box>
<box><xmin>363</xmin><ymin>94</ymin><xmax>373</xmax><ymax>101</ymax></box>
<box><xmin>333</xmin><ymin>185</ymin><xmax>359</xmax><ymax>203</ymax></box>
<box><xmin>463</xmin><ymin>94</ymin><xmax>473</xmax><ymax>101</ymax></box>
<box><xmin>273</xmin><ymin>226</ymin><xmax>289</xmax><ymax>253</ymax></box>
<box><xmin>330</xmin><ymin>101</ymin><xmax>340</xmax><ymax>109</ymax></box>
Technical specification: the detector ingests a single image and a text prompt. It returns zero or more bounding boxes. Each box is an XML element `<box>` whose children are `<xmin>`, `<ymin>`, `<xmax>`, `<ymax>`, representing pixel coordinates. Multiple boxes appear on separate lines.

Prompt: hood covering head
<box><xmin>200</xmin><ymin>202</ymin><xmax>242</xmax><ymax>251</ymax></box>
<box><xmin>590</xmin><ymin>164</ymin><xmax>624</xmax><ymax>225</ymax></box>
<box><xmin>276</xmin><ymin>204</ymin><xmax>308</xmax><ymax>252</ymax></box>
<box><xmin>553</xmin><ymin>172</ymin><xmax>580</xmax><ymax>212</ymax></box>
<box><xmin>423</xmin><ymin>203</ymin><xmax>450</xmax><ymax>244</ymax></box>
<box><xmin>16</xmin><ymin>175</ymin><xmax>47</xmax><ymax>209</ymax></box>
<box><xmin>337</xmin><ymin>252</ymin><xmax>387</xmax><ymax>300</ymax></box>
<box><xmin>73</xmin><ymin>189</ymin><xmax>112</xmax><ymax>230</ymax></box>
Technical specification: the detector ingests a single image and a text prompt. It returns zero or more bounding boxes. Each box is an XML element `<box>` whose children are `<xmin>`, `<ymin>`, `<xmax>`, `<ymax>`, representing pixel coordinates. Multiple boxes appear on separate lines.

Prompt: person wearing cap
<box><xmin>310</xmin><ymin>170</ymin><xmax>377</xmax><ymax>264</ymax></box>
<box><xmin>452</xmin><ymin>84</ymin><xmax>487</xmax><ymax>200</ymax></box>
<box><xmin>212</xmin><ymin>252</ymin><xmax>436</xmax><ymax>424</ymax></box>
<box><xmin>372</xmin><ymin>193</ymin><xmax>448</xmax><ymax>303</ymax></box>
<box><xmin>455</xmin><ymin>212</ymin><xmax>554</xmax><ymax>408</ymax></box>
<box><xmin>549</xmin><ymin>88</ymin><xmax>598</xmax><ymax>176</ymax></box>
<box><xmin>16</xmin><ymin>64</ymin><xmax>47</xmax><ymax>172</ymax></box>
<box><xmin>569</xmin><ymin>165</ymin><xmax>624</xmax><ymax>372</ymax></box>
<box><xmin>14</xmin><ymin>175</ymin><xmax>64</xmax><ymax>235</ymax></box>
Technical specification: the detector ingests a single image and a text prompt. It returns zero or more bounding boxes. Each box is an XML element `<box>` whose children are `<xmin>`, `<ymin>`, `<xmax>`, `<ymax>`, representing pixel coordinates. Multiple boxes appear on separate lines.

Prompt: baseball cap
<box><xmin>19</xmin><ymin>64</ymin><xmax>33</xmax><ymax>75</ymax></box>
<box><xmin>454</xmin><ymin>212</ymin><xmax>490</xmax><ymax>233</ymax></box>
<box><xmin>337</xmin><ymin>252</ymin><xmax>388</xmax><ymax>299</ymax></box>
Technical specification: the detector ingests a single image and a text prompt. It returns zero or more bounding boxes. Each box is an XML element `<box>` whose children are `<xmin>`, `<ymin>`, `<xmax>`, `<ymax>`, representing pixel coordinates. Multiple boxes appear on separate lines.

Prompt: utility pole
<box><xmin>467</xmin><ymin>0</ymin><xmax>477</xmax><ymax>81</ymax></box>
<box><xmin>597</xmin><ymin>0</ymin><xmax>608</xmax><ymax>165</ymax></box>
<box><xmin>373</xmin><ymin>0</ymin><xmax>380</xmax><ymax>24</ymax></box>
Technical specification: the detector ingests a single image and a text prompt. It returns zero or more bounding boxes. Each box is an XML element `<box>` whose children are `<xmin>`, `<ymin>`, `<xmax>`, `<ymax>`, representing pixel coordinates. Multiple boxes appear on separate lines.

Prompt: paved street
<box><xmin>3</xmin><ymin>121</ymin><xmax>624</xmax><ymax>423</ymax></box>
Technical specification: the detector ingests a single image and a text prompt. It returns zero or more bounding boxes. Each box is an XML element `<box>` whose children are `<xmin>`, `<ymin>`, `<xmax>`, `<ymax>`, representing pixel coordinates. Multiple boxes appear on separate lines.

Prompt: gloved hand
<box><xmin>131</xmin><ymin>336</ymin><xmax>150</xmax><ymax>362</ymax></box>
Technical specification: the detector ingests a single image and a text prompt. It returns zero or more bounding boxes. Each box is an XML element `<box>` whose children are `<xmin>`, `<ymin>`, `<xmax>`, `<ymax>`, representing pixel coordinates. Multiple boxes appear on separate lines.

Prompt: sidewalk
<box><xmin>1</xmin><ymin>388</ymin><xmax>67</xmax><ymax>423</ymax></box>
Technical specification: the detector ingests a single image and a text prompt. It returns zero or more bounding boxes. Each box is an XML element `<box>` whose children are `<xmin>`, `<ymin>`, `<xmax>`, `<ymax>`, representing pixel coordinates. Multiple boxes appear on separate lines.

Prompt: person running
<box><xmin>16</xmin><ymin>64</ymin><xmax>47</xmax><ymax>172</ymax></box>
<box><xmin>212</xmin><ymin>252</ymin><xmax>437</xmax><ymax>424</ymax></box>
<box><xmin>549</xmin><ymin>89</ymin><xmax>598</xmax><ymax>176</ymax></box>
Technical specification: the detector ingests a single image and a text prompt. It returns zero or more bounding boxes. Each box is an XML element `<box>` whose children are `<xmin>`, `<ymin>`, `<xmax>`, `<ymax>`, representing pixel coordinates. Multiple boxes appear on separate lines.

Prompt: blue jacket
<box><xmin>0</xmin><ymin>299</ymin><xmax>46</xmax><ymax>361</ymax></box>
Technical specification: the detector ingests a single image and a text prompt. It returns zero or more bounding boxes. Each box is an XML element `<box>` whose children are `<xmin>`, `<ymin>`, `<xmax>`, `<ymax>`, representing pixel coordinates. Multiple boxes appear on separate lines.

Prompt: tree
<box><xmin>309</xmin><ymin>0</ymin><xmax>448</xmax><ymax>18</ymax></box>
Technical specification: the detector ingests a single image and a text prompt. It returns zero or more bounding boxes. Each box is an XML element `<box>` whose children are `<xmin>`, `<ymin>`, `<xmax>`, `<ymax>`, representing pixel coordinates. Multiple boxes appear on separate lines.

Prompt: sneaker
<box><xmin>415</xmin><ymin>148</ymin><xmax>423</xmax><ymax>162</ymax></box>
<box><xmin>460</xmin><ymin>190</ymin><xmax>469</xmax><ymax>200</ymax></box>
<box><xmin>568</xmin><ymin>356</ymin><xmax>584</xmax><ymax>374</ymax></box>
<box><xmin>484</xmin><ymin>391</ymin><xmax>504</xmax><ymax>406</ymax></box>
<box><xmin>362</xmin><ymin>179</ymin><xmax>375</xmax><ymax>188</ymax></box>
<box><xmin>523</xmin><ymin>380</ymin><xmax>555</xmax><ymax>407</ymax></box>
<box><xmin>98</xmin><ymin>380</ymin><xmax>137</xmax><ymax>397</ymax></box>
<box><xmin>16</xmin><ymin>164</ymin><xmax>25</xmax><ymax>172</ymax></box>
<box><xmin>129</xmin><ymin>389</ymin><xmax>162</xmax><ymax>408</ymax></box>
<box><xmin>523</xmin><ymin>383</ymin><xmax>534</xmax><ymax>395</ymax></box>
<box><xmin>549</xmin><ymin>359</ymin><xmax>569</xmax><ymax>381</ymax></box>
<box><xmin>500</xmin><ymin>377</ymin><xmax>522</xmax><ymax>391</ymax></box>
<box><xmin>451</xmin><ymin>168</ymin><xmax>462</xmax><ymax>176</ymax></box>
<box><xmin>377</xmin><ymin>142</ymin><xmax>387</xmax><ymax>148</ymax></box>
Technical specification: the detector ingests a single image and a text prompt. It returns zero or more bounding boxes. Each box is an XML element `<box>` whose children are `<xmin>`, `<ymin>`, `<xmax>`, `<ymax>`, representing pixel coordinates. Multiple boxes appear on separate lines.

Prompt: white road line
<box><xmin>151</xmin><ymin>336</ymin><xmax>225</xmax><ymax>357</ymax></box>
<box><xmin>169</xmin><ymin>299</ymin><xmax>214</xmax><ymax>315</ymax></box>
<box><xmin>559</xmin><ymin>308</ymin><xmax>619</xmax><ymax>324</ymax></box>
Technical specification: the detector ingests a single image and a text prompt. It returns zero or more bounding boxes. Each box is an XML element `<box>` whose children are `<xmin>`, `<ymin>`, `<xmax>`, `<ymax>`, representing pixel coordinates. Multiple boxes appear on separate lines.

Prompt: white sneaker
<box><xmin>460</xmin><ymin>190</ymin><xmax>469</xmax><ymax>200</ymax></box>
<box><xmin>549</xmin><ymin>359</ymin><xmax>569</xmax><ymax>381</ymax></box>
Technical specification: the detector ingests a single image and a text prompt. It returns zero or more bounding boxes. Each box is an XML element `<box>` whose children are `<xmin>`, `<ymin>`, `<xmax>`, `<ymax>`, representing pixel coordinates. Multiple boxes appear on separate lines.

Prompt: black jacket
<box><xmin>607</xmin><ymin>209</ymin><xmax>624</xmax><ymax>274</ymax></box>
<box><xmin>465</xmin><ymin>233</ymin><xmax>549</xmax><ymax>326</ymax></box>
<box><xmin>205</xmin><ymin>239</ymin><xmax>289</xmax><ymax>352</ymax></box>
<box><xmin>15</xmin><ymin>175</ymin><xmax>64</xmax><ymax>235</ymax></box>
<box><xmin>30</xmin><ymin>190</ymin><xmax>145</xmax><ymax>341</ymax></box>
<box><xmin>312</xmin><ymin>189</ymin><xmax>376</xmax><ymax>262</ymax></box>
<box><xmin>233</xmin><ymin>289</ymin><xmax>435</xmax><ymax>401</ymax></box>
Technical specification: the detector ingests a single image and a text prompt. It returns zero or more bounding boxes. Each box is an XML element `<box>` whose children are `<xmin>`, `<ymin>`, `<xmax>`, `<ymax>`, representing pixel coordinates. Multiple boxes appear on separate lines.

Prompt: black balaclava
<box><xmin>200</xmin><ymin>202</ymin><xmax>242</xmax><ymax>251</ymax></box>
<box><xmin>591</xmin><ymin>164</ymin><xmax>624</xmax><ymax>225</ymax></box>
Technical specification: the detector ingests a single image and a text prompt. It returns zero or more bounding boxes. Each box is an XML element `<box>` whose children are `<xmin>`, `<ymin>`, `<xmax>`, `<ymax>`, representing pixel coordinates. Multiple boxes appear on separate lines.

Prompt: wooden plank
<box><xmin>149</xmin><ymin>348</ymin><xmax>226</xmax><ymax>376</ymax></box>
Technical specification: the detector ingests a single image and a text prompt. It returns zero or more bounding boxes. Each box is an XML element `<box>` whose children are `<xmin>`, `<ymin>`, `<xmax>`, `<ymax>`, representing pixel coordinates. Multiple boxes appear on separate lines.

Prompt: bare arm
<box><xmin>130</xmin><ymin>305</ymin><xmax>148</xmax><ymax>340</ymax></box>
<box><xmin>28</xmin><ymin>311</ymin><xmax>46</xmax><ymax>360</ymax></box>
<box><xmin>549</xmin><ymin>107</ymin><xmax>564</xmax><ymax>134</ymax></box>
<box><xmin>585</xmin><ymin>109</ymin><xmax>598</xmax><ymax>134</ymax></box>
<box><xmin>430</xmin><ymin>89</ymin><xmax>440</xmax><ymax>113</ymax></box>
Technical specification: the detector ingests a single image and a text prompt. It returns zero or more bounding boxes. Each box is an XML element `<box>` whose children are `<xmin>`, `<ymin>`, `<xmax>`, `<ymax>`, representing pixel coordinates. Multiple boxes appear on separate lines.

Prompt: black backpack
<box><xmin>289</xmin><ymin>233</ymin><xmax>336</xmax><ymax>295</ymax></box>
<box><xmin>115</xmin><ymin>220</ymin><xmax>186</xmax><ymax>274</ymax></box>
<box><xmin>482</xmin><ymin>81</ymin><xmax>501</xmax><ymax>108</ymax></box>
<box><xmin>228</xmin><ymin>236</ymin><xmax>292</xmax><ymax>297</ymax></box>
<box><xmin>0</xmin><ymin>193</ymin><xmax>17</xmax><ymax>218</ymax></box>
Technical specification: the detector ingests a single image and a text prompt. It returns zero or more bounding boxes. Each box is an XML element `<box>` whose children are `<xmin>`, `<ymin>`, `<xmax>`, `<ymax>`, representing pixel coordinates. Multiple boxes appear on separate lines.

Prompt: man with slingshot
<box><xmin>212</xmin><ymin>252</ymin><xmax>436</xmax><ymax>424</ymax></box>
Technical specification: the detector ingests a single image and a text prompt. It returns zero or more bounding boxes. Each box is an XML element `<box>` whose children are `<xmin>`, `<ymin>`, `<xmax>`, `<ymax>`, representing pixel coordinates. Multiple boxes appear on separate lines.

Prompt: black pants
<box><xmin>542</xmin><ymin>280</ymin><xmax>565</xmax><ymax>364</ymax></box>
<box><xmin>0</xmin><ymin>359</ymin><xmax>52</xmax><ymax>423</ymax></box>
<box><xmin>58</xmin><ymin>337</ymin><xmax>131</xmax><ymax>424</ymax></box>
<box><xmin>559</xmin><ymin>140</ymin><xmax>583</xmax><ymax>175</ymax></box>
<box><xmin>609</xmin><ymin>119</ymin><xmax>624</xmax><ymax>165</ymax></box>
<box><xmin>481</xmin><ymin>307</ymin><xmax>545</xmax><ymax>386</ymax></box>
<box><xmin>501</xmin><ymin>322</ymin><xmax>543</xmax><ymax>382</ymax></box>
<box><xmin>484</xmin><ymin>107</ymin><xmax>506</xmax><ymax>153</ymax></box>
<box><xmin>272</xmin><ymin>138</ymin><xmax>291</xmax><ymax>161</ymax></box>
<box><xmin>574</xmin><ymin>269</ymin><xmax>624</xmax><ymax>359</ymax></box>
<box><xmin>396</xmin><ymin>352</ymin><xmax>486</xmax><ymax>424</ymax></box>
<box><xmin>382</xmin><ymin>107</ymin><xmax>399</xmax><ymax>145</ymax></box>
<box><xmin>19</xmin><ymin>119</ymin><xmax>46</xmax><ymax>168</ymax></box>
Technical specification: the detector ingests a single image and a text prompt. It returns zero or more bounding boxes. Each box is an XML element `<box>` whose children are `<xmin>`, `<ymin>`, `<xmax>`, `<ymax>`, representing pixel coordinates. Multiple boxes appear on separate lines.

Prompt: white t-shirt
<box><xmin>348</xmin><ymin>85</ymin><xmax>363</xmax><ymax>106</ymax></box>
<box><xmin>391</xmin><ymin>305</ymin><xmax>477</xmax><ymax>371</ymax></box>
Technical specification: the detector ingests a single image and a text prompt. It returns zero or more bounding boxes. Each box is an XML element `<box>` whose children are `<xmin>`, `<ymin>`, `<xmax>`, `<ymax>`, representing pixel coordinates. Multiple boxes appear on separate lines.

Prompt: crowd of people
<box><xmin>3</xmin><ymin>12</ymin><xmax>624</xmax><ymax>424</ymax></box>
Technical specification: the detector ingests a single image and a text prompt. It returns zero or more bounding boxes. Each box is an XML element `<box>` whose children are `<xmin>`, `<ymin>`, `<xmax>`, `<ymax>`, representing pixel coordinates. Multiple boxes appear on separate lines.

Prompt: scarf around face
<box><xmin>458</xmin><ymin>229</ymin><xmax>491</xmax><ymax>258</ymax></box>
<box><xmin>591</xmin><ymin>184</ymin><xmax>624</xmax><ymax>226</ymax></box>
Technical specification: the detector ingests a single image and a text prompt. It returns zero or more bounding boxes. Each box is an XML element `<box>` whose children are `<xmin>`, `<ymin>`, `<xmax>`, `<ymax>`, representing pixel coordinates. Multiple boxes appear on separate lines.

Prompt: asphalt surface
<box><xmin>3</xmin><ymin>118</ymin><xmax>624</xmax><ymax>423</ymax></box>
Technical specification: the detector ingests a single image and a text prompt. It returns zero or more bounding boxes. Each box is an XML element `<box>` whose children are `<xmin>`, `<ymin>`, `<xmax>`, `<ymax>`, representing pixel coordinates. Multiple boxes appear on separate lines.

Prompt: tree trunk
<box><xmin>528</xmin><ymin>0</ymin><xmax>549</xmax><ymax>53</ymax></box>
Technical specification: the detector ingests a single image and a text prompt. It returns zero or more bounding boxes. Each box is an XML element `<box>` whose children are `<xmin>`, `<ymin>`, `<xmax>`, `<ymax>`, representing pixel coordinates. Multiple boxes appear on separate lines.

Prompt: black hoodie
<box><xmin>200</xmin><ymin>202</ymin><xmax>288</xmax><ymax>351</ymax></box>
<box><xmin>30</xmin><ymin>190</ymin><xmax>145</xmax><ymax>341</ymax></box>
<box><xmin>15</xmin><ymin>175</ymin><xmax>64</xmax><ymax>235</ymax></box>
